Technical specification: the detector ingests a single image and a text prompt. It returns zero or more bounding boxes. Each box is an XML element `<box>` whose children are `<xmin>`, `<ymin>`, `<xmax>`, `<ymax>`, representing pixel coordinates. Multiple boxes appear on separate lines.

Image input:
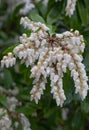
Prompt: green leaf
<box><xmin>83</xmin><ymin>54</ymin><xmax>89</xmax><ymax>71</ymax></box>
<box><xmin>47</xmin><ymin>25</ymin><xmax>56</xmax><ymax>35</ymax></box>
<box><xmin>3</xmin><ymin>43</ymin><xmax>19</xmax><ymax>55</ymax></box>
<box><xmin>81</xmin><ymin>95</ymin><xmax>89</xmax><ymax>113</ymax></box>
<box><xmin>25</xmin><ymin>29</ymin><xmax>31</xmax><ymax>37</ymax></box>
<box><xmin>77</xmin><ymin>0</ymin><xmax>89</xmax><ymax>27</ymax></box>
<box><xmin>47</xmin><ymin>2</ymin><xmax>64</xmax><ymax>24</ymax></box>
<box><xmin>19</xmin><ymin>64</ymin><xmax>33</xmax><ymax>85</ymax></box>
<box><xmin>30</xmin><ymin>14</ymin><xmax>45</xmax><ymax>23</ymax></box>
<box><xmin>3</xmin><ymin>68</ymin><xmax>13</xmax><ymax>88</ymax></box>
<box><xmin>63</xmin><ymin>71</ymin><xmax>75</xmax><ymax>105</ymax></box>
<box><xmin>19</xmin><ymin>64</ymin><xmax>27</xmax><ymax>73</ymax></box>
<box><xmin>34</xmin><ymin>1</ymin><xmax>47</xmax><ymax>17</ymax></box>
<box><xmin>16</xmin><ymin>106</ymin><xmax>35</xmax><ymax>116</ymax></box>
<box><xmin>15</xmin><ymin>122</ymin><xmax>23</xmax><ymax>130</ymax></box>
<box><xmin>0</xmin><ymin>92</ymin><xmax>9</xmax><ymax>109</ymax></box>
<box><xmin>71</xmin><ymin>110</ymin><xmax>84</xmax><ymax>130</ymax></box>
<box><xmin>69</xmin><ymin>11</ymin><xmax>81</xmax><ymax>30</ymax></box>
<box><xmin>12</xmin><ymin>3</ymin><xmax>25</xmax><ymax>17</ymax></box>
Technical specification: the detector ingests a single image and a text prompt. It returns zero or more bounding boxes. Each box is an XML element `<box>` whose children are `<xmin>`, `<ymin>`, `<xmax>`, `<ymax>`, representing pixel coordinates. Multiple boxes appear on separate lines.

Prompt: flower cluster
<box><xmin>0</xmin><ymin>108</ymin><xmax>12</xmax><ymax>130</ymax></box>
<box><xmin>0</xmin><ymin>87</ymin><xmax>31</xmax><ymax>130</ymax></box>
<box><xmin>7</xmin><ymin>0</ymin><xmax>39</xmax><ymax>15</ymax></box>
<box><xmin>19</xmin><ymin>0</ymin><xmax>35</xmax><ymax>15</ymax></box>
<box><xmin>1</xmin><ymin>52</ymin><xmax>16</xmax><ymax>68</ymax></box>
<box><xmin>1</xmin><ymin>17</ymin><xmax>88</xmax><ymax>107</ymax></box>
<box><xmin>20</xmin><ymin>113</ymin><xmax>31</xmax><ymax>130</ymax></box>
<box><xmin>0</xmin><ymin>108</ymin><xmax>31</xmax><ymax>130</ymax></box>
<box><xmin>66</xmin><ymin>0</ymin><xmax>77</xmax><ymax>17</ymax></box>
<box><xmin>6</xmin><ymin>0</ymin><xmax>77</xmax><ymax>16</ymax></box>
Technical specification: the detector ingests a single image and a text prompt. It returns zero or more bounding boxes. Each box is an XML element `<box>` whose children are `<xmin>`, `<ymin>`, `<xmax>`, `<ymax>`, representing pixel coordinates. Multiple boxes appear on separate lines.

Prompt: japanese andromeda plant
<box><xmin>1</xmin><ymin>17</ymin><xmax>88</xmax><ymax>107</ymax></box>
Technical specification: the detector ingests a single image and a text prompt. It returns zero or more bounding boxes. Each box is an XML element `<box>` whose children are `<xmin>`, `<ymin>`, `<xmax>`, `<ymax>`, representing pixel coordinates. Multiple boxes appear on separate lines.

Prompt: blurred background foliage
<box><xmin>0</xmin><ymin>0</ymin><xmax>89</xmax><ymax>130</ymax></box>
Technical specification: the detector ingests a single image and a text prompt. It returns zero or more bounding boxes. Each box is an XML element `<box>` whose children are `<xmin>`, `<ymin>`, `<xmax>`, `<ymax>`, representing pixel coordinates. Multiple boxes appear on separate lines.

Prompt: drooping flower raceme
<box><xmin>66</xmin><ymin>0</ymin><xmax>77</xmax><ymax>17</ymax></box>
<box><xmin>0</xmin><ymin>108</ymin><xmax>12</xmax><ymax>130</ymax></box>
<box><xmin>41</xmin><ymin>0</ymin><xmax>77</xmax><ymax>17</ymax></box>
<box><xmin>0</xmin><ymin>87</ymin><xmax>31</xmax><ymax>130</ymax></box>
<box><xmin>1</xmin><ymin>52</ymin><xmax>16</xmax><ymax>68</ymax></box>
<box><xmin>1</xmin><ymin>17</ymin><xmax>88</xmax><ymax>107</ymax></box>
<box><xmin>0</xmin><ymin>108</ymin><xmax>31</xmax><ymax>130</ymax></box>
<box><xmin>7</xmin><ymin>0</ymin><xmax>34</xmax><ymax>14</ymax></box>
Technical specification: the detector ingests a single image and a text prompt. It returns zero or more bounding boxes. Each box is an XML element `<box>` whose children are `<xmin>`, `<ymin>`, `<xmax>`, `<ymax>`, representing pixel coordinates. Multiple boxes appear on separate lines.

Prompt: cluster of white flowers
<box><xmin>1</xmin><ymin>17</ymin><xmax>88</xmax><ymax>107</ymax></box>
<box><xmin>0</xmin><ymin>86</ymin><xmax>20</xmax><ymax>111</ymax></box>
<box><xmin>20</xmin><ymin>113</ymin><xmax>31</xmax><ymax>130</ymax></box>
<box><xmin>0</xmin><ymin>108</ymin><xmax>12</xmax><ymax>130</ymax></box>
<box><xmin>0</xmin><ymin>108</ymin><xmax>31</xmax><ymax>130</ymax></box>
<box><xmin>7</xmin><ymin>0</ymin><xmax>39</xmax><ymax>15</ymax></box>
<box><xmin>0</xmin><ymin>86</ymin><xmax>19</xmax><ymax>96</ymax></box>
<box><xmin>1</xmin><ymin>52</ymin><xmax>16</xmax><ymax>68</ymax></box>
<box><xmin>0</xmin><ymin>87</ymin><xmax>32</xmax><ymax>130</ymax></box>
<box><xmin>7</xmin><ymin>96</ymin><xmax>20</xmax><ymax>111</ymax></box>
<box><xmin>66</xmin><ymin>0</ymin><xmax>77</xmax><ymax>17</ymax></box>
<box><xmin>18</xmin><ymin>0</ymin><xmax>35</xmax><ymax>15</ymax></box>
